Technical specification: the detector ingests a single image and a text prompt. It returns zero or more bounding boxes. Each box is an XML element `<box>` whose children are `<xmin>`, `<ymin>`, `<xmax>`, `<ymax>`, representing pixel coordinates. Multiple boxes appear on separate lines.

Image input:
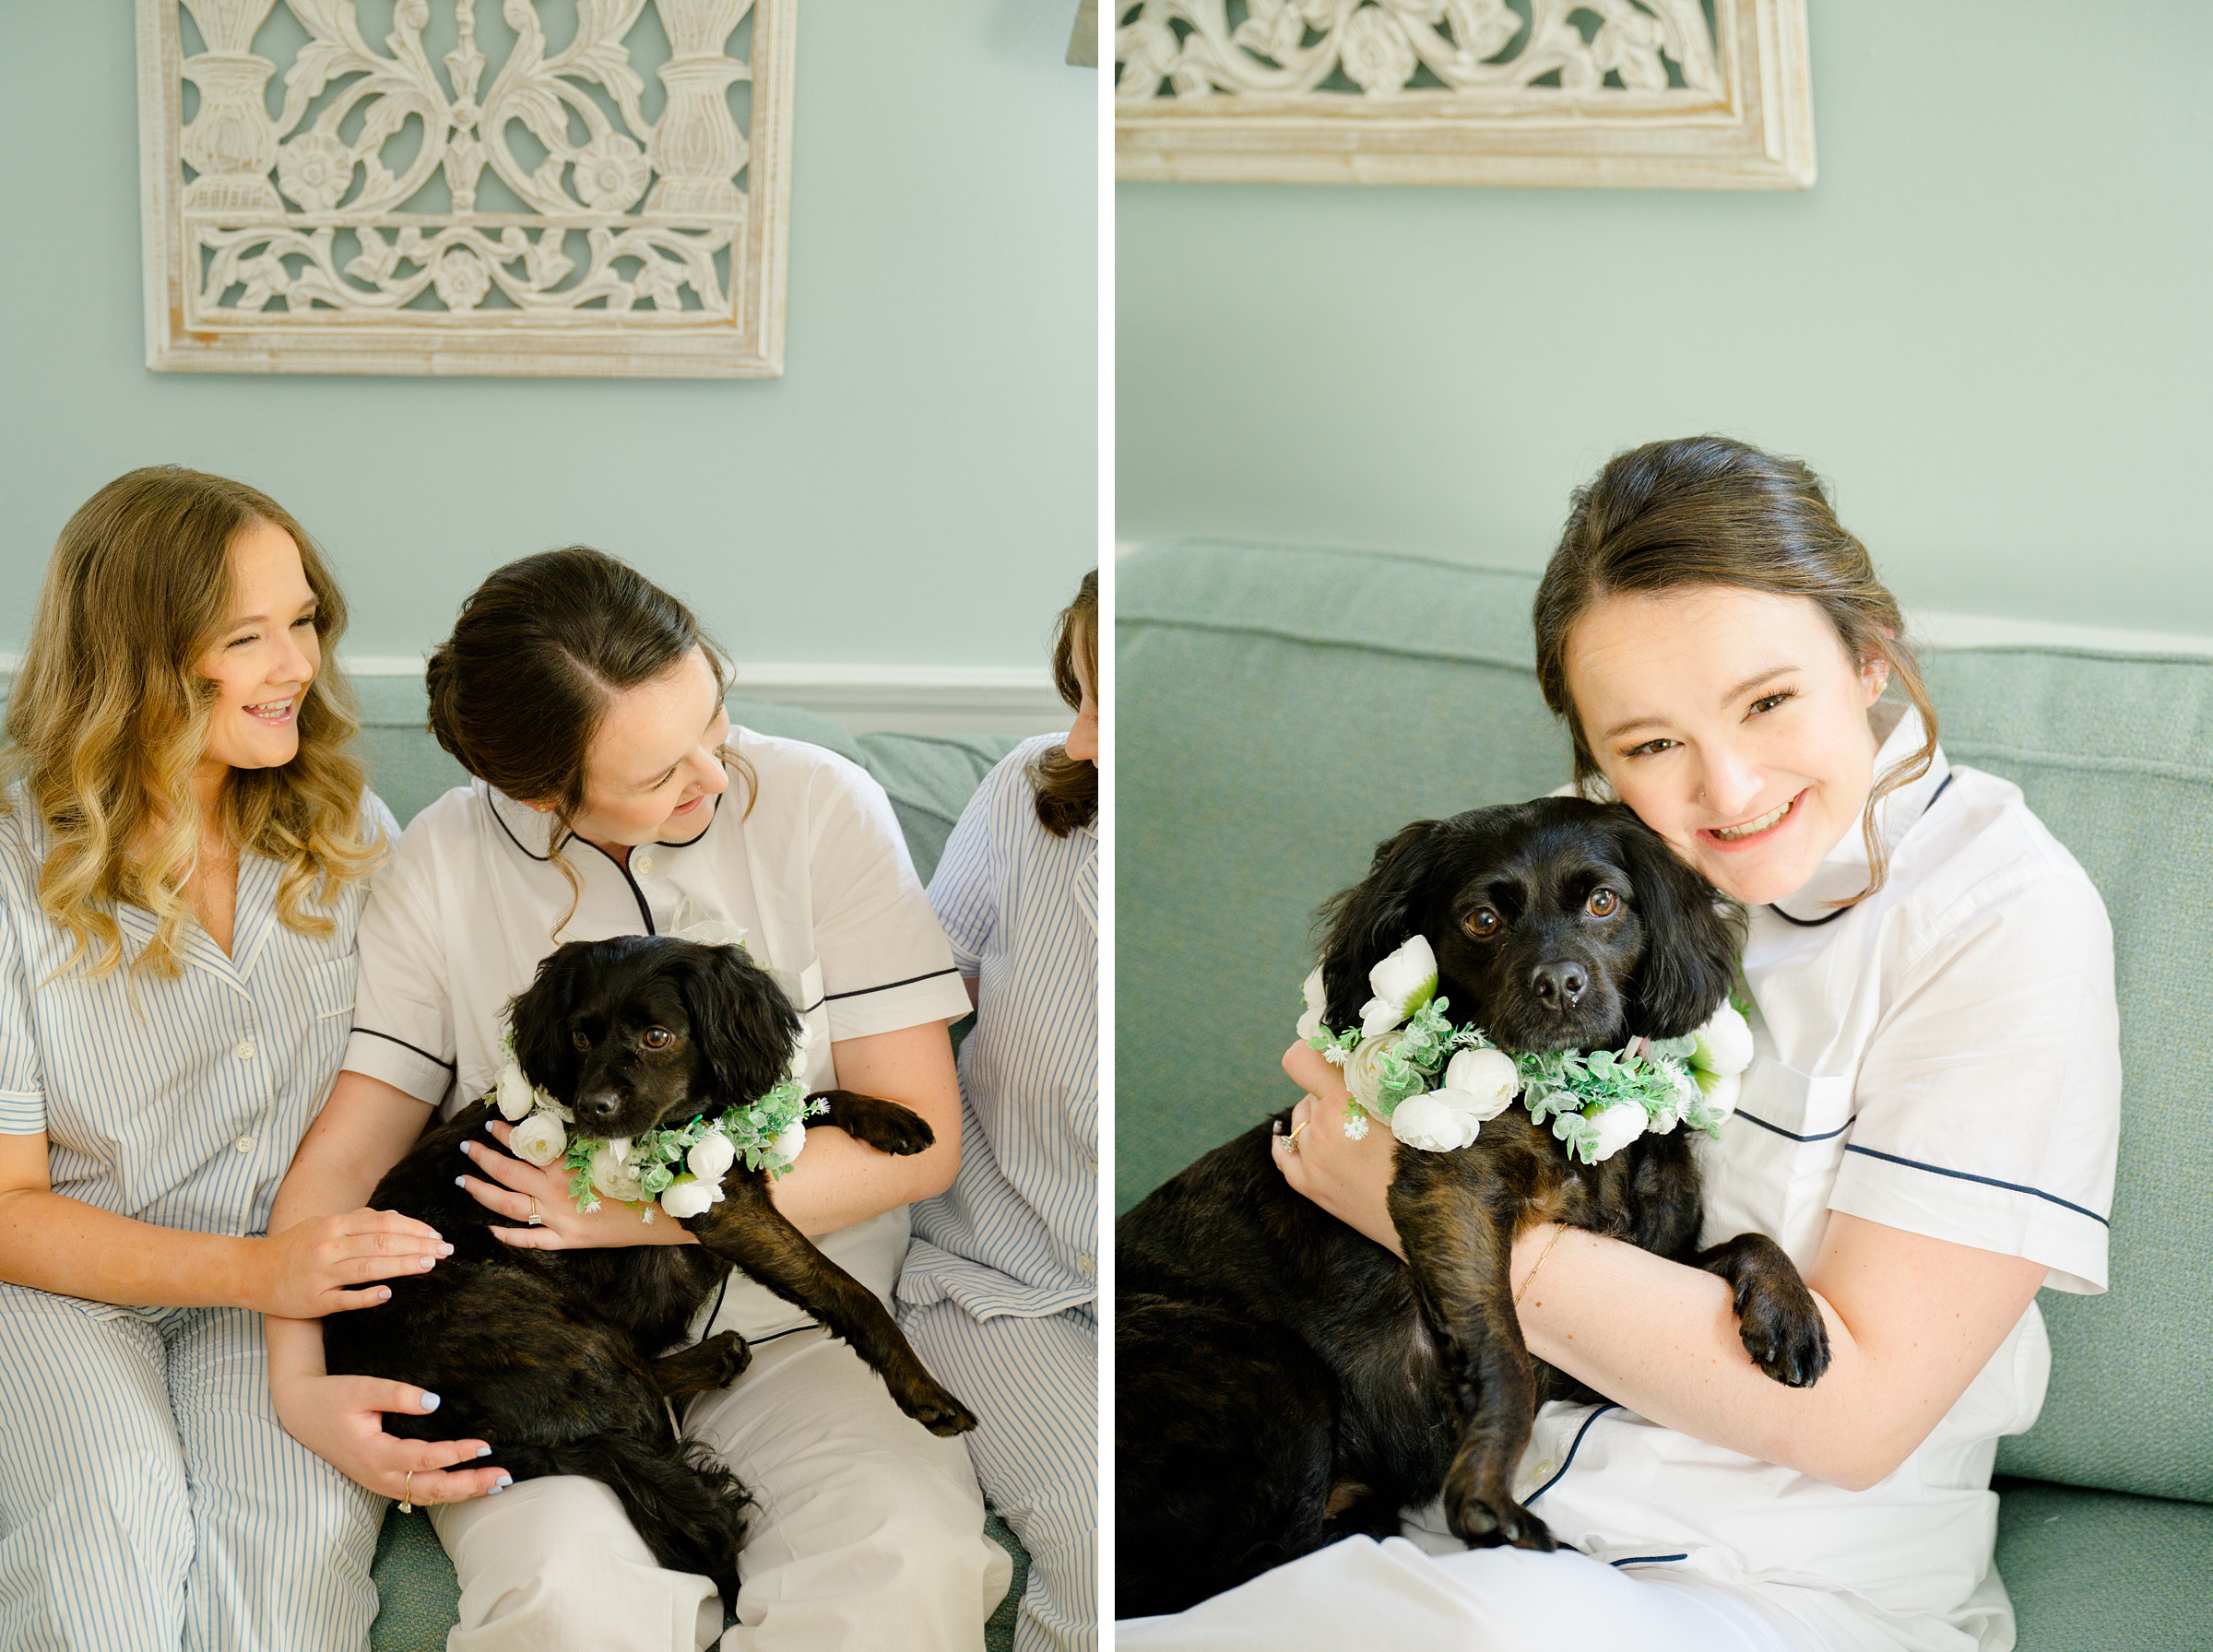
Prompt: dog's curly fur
<box><xmin>324</xmin><ymin>935</ymin><xmax>976</xmax><ymax>1604</ymax></box>
<box><xmin>1116</xmin><ymin>798</ymin><xmax>1831</xmax><ymax>1617</ymax></box>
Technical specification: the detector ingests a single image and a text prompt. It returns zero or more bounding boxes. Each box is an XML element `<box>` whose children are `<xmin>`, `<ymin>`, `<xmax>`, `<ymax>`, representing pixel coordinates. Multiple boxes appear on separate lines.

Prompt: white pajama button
<box><xmin>233</xmin><ymin>1039</ymin><xmax>254</xmax><ymax>1060</ymax></box>
<box><xmin>634</xmin><ymin>854</ymin><xmax>655</xmax><ymax>876</ymax></box>
<box><xmin>234</xmin><ymin>1135</ymin><xmax>254</xmax><ymax>1153</ymax></box>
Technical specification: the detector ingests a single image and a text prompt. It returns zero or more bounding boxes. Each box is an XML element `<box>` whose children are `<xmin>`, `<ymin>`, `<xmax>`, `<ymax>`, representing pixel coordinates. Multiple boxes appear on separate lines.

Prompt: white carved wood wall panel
<box><xmin>137</xmin><ymin>0</ymin><xmax>793</xmax><ymax>376</ymax></box>
<box><xmin>1116</xmin><ymin>0</ymin><xmax>1813</xmax><ymax>189</ymax></box>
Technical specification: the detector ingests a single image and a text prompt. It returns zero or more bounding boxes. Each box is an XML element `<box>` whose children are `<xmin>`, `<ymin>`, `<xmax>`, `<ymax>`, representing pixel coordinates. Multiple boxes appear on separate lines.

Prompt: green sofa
<box><xmin>1117</xmin><ymin>541</ymin><xmax>2213</xmax><ymax>1648</ymax></box>
<box><xmin>344</xmin><ymin>678</ymin><xmax>1033</xmax><ymax>1648</ymax></box>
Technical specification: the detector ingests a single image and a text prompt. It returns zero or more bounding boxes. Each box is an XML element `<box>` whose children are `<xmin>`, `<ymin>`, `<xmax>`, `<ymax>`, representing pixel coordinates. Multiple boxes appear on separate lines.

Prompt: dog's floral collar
<box><xmin>1298</xmin><ymin>936</ymin><xmax>1753</xmax><ymax>1165</ymax></box>
<box><xmin>489</xmin><ymin>1025</ymin><xmax>822</xmax><ymax>1221</ymax></box>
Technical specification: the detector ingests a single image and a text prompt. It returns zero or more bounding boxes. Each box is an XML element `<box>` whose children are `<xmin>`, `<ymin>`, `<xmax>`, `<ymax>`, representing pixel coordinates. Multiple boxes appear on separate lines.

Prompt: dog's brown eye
<box><xmin>570</xmin><ymin>1031</ymin><xmax>590</xmax><ymax>1052</ymax></box>
<box><xmin>1587</xmin><ymin>889</ymin><xmax>1619</xmax><ymax>917</ymax></box>
<box><xmin>642</xmin><ymin>1027</ymin><xmax>673</xmax><ymax>1050</ymax></box>
<box><xmin>1463</xmin><ymin>908</ymin><xmax>1501</xmax><ymax>939</ymax></box>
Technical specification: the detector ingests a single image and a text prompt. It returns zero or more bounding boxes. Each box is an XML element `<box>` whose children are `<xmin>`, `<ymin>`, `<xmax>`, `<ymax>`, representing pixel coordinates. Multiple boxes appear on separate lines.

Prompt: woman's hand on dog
<box><xmin>1275</xmin><ymin>1041</ymin><xmax>1406</xmax><ymax>1259</ymax></box>
<box><xmin>457</xmin><ymin>1121</ymin><xmax>701</xmax><ymax>1250</ymax></box>
<box><xmin>273</xmin><ymin>1371</ymin><xmax>510</xmax><ymax>1506</ymax></box>
<box><xmin>254</xmin><ymin>1207</ymin><xmax>456</xmax><ymax>1319</ymax></box>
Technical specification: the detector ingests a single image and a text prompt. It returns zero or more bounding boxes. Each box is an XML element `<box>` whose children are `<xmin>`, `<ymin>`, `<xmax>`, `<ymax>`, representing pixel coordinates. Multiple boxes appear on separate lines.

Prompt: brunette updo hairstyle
<box><xmin>1031</xmin><ymin>569</ymin><xmax>1098</xmax><ymax>836</ymax></box>
<box><xmin>425</xmin><ymin>548</ymin><xmax>751</xmax><ymax>857</ymax></box>
<box><xmin>1532</xmin><ymin>436</ymin><xmax>1937</xmax><ymax>903</ymax></box>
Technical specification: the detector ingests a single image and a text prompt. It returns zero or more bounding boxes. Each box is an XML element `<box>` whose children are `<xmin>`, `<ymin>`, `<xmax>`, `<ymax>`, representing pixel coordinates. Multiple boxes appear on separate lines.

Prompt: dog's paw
<box><xmin>900</xmin><ymin>1383</ymin><xmax>978</xmax><ymax>1437</ymax></box>
<box><xmin>812</xmin><ymin>1092</ymin><xmax>937</xmax><ymax>1157</ymax></box>
<box><xmin>1739</xmin><ymin>1305</ymin><xmax>1831</xmax><ymax>1388</ymax></box>
<box><xmin>701</xmin><ymin>1329</ymin><xmax>752</xmax><ymax>1388</ymax></box>
<box><xmin>1445</xmin><ymin>1485</ymin><xmax>1555</xmax><ymax>1552</ymax></box>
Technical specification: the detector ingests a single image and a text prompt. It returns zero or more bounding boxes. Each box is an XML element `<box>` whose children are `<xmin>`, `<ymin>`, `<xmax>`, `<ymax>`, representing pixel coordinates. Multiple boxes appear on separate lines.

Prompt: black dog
<box><xmin>325</xmin><ymin>935</ymin><xmax>976</xmax><ymax>1603</ymax></box>
<box><xmin>1117</xmin><ymin>797</ymin><xmax>1830</xmax><ymax>1616</ymax></box>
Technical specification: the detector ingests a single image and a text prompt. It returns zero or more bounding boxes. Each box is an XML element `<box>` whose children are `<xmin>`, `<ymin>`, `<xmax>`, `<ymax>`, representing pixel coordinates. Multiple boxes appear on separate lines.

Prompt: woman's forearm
<box><xmin>1510</xmin><ymin>1214</ymin><xmax>2045</xmax><ymax>1491</ymax></box>
<box><xmin>769</xmin><ymin>1023</ymin><xmax>962</xmax><ymax>1235</ymax></box>
<box><xmin>1510</xmin><ymin>1224</ymin><xmax>1870</xmax><ymax>1484</ymax></box>
<box><xmin>0</xmin><ymin>1185</ymin><xmax>267</xmax><ymax>1309</ymax></box>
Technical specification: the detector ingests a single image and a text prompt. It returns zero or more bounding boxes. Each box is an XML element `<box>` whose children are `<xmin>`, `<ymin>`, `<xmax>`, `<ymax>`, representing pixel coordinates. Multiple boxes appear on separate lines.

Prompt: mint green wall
<box><xmin>1117</xmin><ymin>1</ymin><xmax>2213</xmax><ymax>636</ymax></box>
<box><xmin>0</xmin><ymin>3</ymin><xmax>1095</xmax><ymax>666</ymax></box>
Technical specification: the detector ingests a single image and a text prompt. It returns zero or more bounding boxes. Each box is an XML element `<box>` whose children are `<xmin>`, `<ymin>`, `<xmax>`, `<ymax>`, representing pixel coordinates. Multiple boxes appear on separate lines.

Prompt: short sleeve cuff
<box><xmin>0</xmin><ymin>1089</ymin><xmax>44</xmax><ymax>1134</ymax></box>
<box><xmin>343</xmin><ymin>1029</ymin><xmax>455</xmax><ymax>1107</ymax></box>
<box><xmin>822</xmin><ymin>969</ymin><xmax>973</xmax><ymax>1044</ymax></box>
<box><xmin>1829</xmin><ymin>1146</ymin><xmax>2110</xmax><ymax>1295</ymax></box>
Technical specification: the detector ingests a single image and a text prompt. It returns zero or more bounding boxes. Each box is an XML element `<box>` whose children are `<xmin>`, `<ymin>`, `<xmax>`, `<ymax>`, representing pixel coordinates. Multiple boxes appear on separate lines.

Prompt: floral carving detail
<box><xmin>164</xmin><ymin>2</ymin><xmax>756</xmax><ymax>319</ymax></box>
<box><xmin>1116</xmin><ymin>0</ymin><xmax>1722</xmax><ymax>103</ymax></box>
<box><xmin>430</xmin><ymin>245</ymin><xmax>492</xmax><ymax>310</ymax></box>
<box><xmin>573</xmin><ymin>133</ymin><xmax>652</xmax><ymax>213</ymax></box>
<box><xmin>274</xmin><ymin>130</ymin><xmax>354</xmax><ymax>211</ymax></box>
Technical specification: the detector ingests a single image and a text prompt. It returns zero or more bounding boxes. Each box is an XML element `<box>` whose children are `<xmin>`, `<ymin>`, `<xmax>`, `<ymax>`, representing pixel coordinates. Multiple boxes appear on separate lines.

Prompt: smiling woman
<box><xmin>0</xmin><ymin>467</ymin><xmax>444</xmax><ymax>1649</ymax></box>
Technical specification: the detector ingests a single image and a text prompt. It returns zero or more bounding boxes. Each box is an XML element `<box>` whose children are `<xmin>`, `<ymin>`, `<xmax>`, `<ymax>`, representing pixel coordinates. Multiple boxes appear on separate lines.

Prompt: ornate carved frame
<box><xmin>1117</xmin><ymin>0</ymin><xmax>1813</xmax><ymax>189</ymax></box>
<box><xmin>137</xmin><ymin>1</ymin><xmax>794</xmax><ymax>377</ymax></box>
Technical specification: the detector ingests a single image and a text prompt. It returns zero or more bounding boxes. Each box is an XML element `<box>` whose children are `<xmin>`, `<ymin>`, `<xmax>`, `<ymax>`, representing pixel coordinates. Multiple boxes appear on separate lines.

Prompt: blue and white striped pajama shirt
<box><xmin>0</xmin><ymin>797</ymin><xmax>396</xmax><ymax>1651</ymax></box>
<box><xmin>899</xmin><ymin>736</ymin><xmax>1098</xmax><ymax>1652</ymax></box>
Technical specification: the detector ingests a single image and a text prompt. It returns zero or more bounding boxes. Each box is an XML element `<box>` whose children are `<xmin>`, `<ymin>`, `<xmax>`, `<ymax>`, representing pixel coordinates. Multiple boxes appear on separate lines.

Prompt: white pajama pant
<box><xmin>1114</xmin><ymin>1535</ymin><xmax>1836</xmax><ymax>1652</ymax></box>
<box><xmin>427</xmin><ymin>1323</ymin><xmax>1013</xmax><ymax>1651</ymax></box>
<box><xmin>0</xmin><ymin>1285</ymin><xmax>383</xmax><ymax>1652</ymax></box>
<box><xmin>899</xmin><ymin>1299</ymin><xmax>1098</xmax><ymax>1652</ymax></box>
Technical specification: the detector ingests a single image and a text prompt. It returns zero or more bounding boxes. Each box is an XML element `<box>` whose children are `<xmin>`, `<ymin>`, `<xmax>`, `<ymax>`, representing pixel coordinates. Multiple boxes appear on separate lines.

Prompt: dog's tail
<box><xmin>497</xmin><ymin>1433</ymin><xmax>752</xmax><ymax>1603</ymax></box>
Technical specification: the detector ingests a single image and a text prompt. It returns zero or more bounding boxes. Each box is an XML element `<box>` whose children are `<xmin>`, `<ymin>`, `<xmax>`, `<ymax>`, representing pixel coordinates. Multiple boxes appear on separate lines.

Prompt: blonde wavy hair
<box><xmin>3</xmin><ymin>466</ymin><xmax>384</xmax><ymax>979</ymax></box>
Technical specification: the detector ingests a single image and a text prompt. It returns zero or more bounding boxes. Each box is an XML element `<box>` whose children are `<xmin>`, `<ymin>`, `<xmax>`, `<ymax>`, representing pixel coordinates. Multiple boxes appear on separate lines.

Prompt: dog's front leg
<box><xmin>688</xmin><ymin>1180</ymin><xmax>977</xmax><ymax>1436</ymax></box>
<box><xmin>1389</xmin><ymin>1165</ymin><xmax>1555</xmax><ymax>1552</ymax></box>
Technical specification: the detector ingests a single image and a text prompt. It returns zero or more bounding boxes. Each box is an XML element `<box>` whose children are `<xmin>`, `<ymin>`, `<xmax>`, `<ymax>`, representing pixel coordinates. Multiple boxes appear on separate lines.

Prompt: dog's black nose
<box><xmin>1531</xmin><ymin>961</ymin><xmax>1589</xmax><ymax>1009</ymax></box>
<box><xmin>577</xmin><ymin>1089</ymin><xmax>624</xmax><ymax>1125</ymax></box>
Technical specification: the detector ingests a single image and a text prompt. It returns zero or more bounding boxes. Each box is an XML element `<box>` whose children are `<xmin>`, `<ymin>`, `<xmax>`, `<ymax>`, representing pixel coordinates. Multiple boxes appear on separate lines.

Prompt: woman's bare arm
<box><xmin>0</xmin><ymin>1118</ymin><xmax>446</xmax><ymax>1316</ymax></box>
<box><xmin>1275</xmin><ymin>1043</ymin><xmax>2047</xmax><ymax>1491</ymax></box>
<box><xmin>463</xmin><ymin>1019</ymin><xmax>964</xmax><ymax>1247</ymax></box>
<box><xmin>264</xmin><ymin>1068</ymin><xmax>507</xmax><ymax>1506</ymax></box>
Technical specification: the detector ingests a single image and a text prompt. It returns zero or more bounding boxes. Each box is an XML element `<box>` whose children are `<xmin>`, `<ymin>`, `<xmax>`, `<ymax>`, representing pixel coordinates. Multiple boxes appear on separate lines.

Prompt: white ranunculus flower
<box><xmin>1691</xmin><ymin>1002</ymin><xmax>1754</xmax><ymax>1079</ymax></box>
<box><xmin>771</xmin><ymin>1119</ymin><xmax>807</xmax><ymax>1164</ymax></box>
<box><xmin>588</xmin><ymin>1141</ymin><xmax>645</xmax><ymax>1203</ymax></box>
<box><xmin>1341</xmin><ymin>1031</ymin><xmax>1404</xmax><ymax>1114</ymax></box>
<box><xmin>1584</xmin><ymin>1100</ymin><xmax>1650</xmax><ymax>1162</ymax></box>
<box><xmin>1695</xmin><ymin>1068</ymin><xmax>1743</xmax><ymax>1124</ymax></box>
<box><xmin>508</xmin><ymin>1112</ymin><xmax>568</xmax><ymax>1168</ymax></box>
<box><xmin>1296</xmin><ymin>967</ymin><xmax>1327</xmax><ymax>1042</ymax></box>
<box><xmin>495</xmin><ymin>1060</ymin><xmax>536</xmax><ymax>1122</ymax></box>
<box><xmin>1359</xmin><ymin>935</ymin><xmax>1438</xmax><ymax>1036</ymax></box>
<box><xmin>1436</xmin><ymin>1047</ymin><xmax>1521</xmax><ymax>1122</ymax></box>
<box><xmin>658</xmin><ymin>1176</ymin><xmax>720</xmax><ymax>1220</ymax></box>
<box><xmin>1390</xmin><ymin>1092</ymin><xmax>1476</xmax><ymax>1152</ymax></box>
<box><xmin>687</xmin><ymin>1129</ymin><xmax>737</xmax><ymax>1182</ymax></box>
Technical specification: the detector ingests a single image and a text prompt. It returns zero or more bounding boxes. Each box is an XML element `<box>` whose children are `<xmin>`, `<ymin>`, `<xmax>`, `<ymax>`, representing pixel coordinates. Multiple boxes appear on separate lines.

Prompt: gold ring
<box><xmin>527</xmin><ymin>1197</ymin><xmax>543</xmax><ymax>1227</ymax></box>
<box><xmin>399</xmin><ymin>1469</ymin><xmax>416</xmax><ymax>1514</ymax></box>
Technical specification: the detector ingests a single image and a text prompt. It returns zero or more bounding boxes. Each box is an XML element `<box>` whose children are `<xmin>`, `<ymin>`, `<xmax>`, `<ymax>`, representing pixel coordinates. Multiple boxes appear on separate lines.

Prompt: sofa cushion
<box><xmin>1118</xmin><ymin>539</ymin><xmax>2213</xmax><ymax>1507</ymax></box>
<box><xmin>1993</xmin><ymin>1478</ymin><xmax>2213</xmax><ymax>1650</ymax></box>
<box><xmin>1918</xmin><ymin>649</ymin><xmax>2213</xmax><ymax>1503</ymax></box>
<box><xmin>1118</xmin><ymin>543</ymin><xmax>1568</xmax><ymax>1213</ymax></box>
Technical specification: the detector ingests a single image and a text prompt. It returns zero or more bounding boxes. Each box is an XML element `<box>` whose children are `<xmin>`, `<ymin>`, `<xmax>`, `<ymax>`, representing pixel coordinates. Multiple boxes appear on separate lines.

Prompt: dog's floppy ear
<box><xmin>507</xmin><ymin>940</ymin><xmax>595</xmax><ymax>1098</ymax></box>
<box><xmin>1607</xmin><ymin>809</ymin><xmax>1746</xmax><ymax>1039</ymax></box>
<box><xmin>674</xmin><ymin>943</ymin><xmax>805</xmax><ymax>1109</ymax></box>
<box><xmin>1314</xmin><ymin>820</ymin><xmax>1447</xmax><ymax>1029</ymax></box>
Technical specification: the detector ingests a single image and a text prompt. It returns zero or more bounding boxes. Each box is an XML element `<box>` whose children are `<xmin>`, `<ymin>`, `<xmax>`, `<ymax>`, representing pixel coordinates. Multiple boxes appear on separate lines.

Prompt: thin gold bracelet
<box><xmin>1513</xmin><ymin>1224</ymin><xmax>1569</xmax><ymax>1308</ymax></box>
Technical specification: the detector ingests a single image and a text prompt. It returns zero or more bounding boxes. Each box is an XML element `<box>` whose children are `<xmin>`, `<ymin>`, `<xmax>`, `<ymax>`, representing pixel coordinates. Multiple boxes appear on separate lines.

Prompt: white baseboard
<box><xmin>335</xmin><ymin>657</ymin><xmax>1068</xmax><ymax>738</ymax></box>
<box><xmin>1907</xmin><ymin>610</ymin><xmax>2213</xmax><ymax>657</ymax></box>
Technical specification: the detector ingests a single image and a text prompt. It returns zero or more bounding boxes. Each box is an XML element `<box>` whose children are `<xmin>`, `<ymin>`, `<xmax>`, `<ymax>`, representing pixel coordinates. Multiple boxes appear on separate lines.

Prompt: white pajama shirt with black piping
<box><xmin>342</xmin><ymin>731</ymin><xmax>1007</xmax><ymax>1652</ymax></box>
<box><xmin>1121</xmin><ymin>703</ymin><xmax>2120</xmax><ymax>1652</ymax></box>
<box><xmin>0</xmin><ymin>795</ymin><xmax>398</xmax><ymax>1652</ymax></box>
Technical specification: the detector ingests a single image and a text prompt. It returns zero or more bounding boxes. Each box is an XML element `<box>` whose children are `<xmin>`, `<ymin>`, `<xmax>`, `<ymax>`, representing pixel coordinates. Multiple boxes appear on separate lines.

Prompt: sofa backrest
<box><xmin>1118</xmin><ymin>539</ymin><xmax>2213</xmax><ymax>1504</ymax></box>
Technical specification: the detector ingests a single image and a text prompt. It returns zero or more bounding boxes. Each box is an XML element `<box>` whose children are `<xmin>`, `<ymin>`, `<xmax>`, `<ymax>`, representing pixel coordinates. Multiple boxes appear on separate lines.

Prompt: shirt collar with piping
<box><xmin>1767</xmin><ymin>700</ymin><xmax>1951</xmax><ymax>924</ymax></box>
<box><xmin>483</xmin><ymin>774</ymin><xmax>728</xmax><ymax>866</ymax></box>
